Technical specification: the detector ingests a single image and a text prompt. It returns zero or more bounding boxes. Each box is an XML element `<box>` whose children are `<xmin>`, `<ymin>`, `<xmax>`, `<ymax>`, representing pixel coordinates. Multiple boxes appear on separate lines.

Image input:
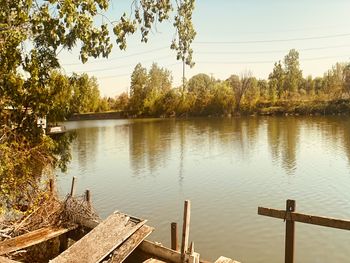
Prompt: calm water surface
<box><xmin>58</xmin><ymin>116</ymin><xmax>350</xmax><ymax>262</ymax></box>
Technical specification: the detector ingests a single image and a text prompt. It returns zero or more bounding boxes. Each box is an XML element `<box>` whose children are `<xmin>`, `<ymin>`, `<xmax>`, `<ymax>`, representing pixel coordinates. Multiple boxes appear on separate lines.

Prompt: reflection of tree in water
<box><xmin>177</xmin><ymin>117</ymin><xmax>261</xmax><ymax>161</ymax></box>
<box><xmin>267</xmin><ymin>117</ymin><xmax>299</xmax><ymax>175</ymax></box>
<box><xmin>129</xmin><ymin>120</ymin><xmax>174</xmax><ymax>176</ymax></box>
<box><xmin>177</xmin><ymin>121</ymin><xmax>186</xmax><ymax>182</ymax></box>
<box><xmin>341</xmin><ymin>118</ymin><xmax>350</xmax><ymax>164</ymax></box>
<box><xmin>318</xmin><ymin>116</ymin><xmax>350</xmax><ymax>166</ymax></box>
<box><xmin>128</xmin><ymin>117</ymin><xmax>263</xmax><ymax>179</ymax></box>
<box><xmin>74</xmin><ymin>127</ymin><xmax>99</xmax><ymax>172</ymax></box>
<box><xmin>300</xmin><ymin>116</ymin><xmax>350</xmax><ymax>167</ymax></box>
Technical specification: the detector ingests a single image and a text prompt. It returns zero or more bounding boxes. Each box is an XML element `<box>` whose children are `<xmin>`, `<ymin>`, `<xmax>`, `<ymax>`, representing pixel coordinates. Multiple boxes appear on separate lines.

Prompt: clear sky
<box><xmin>58</xmin><ymin>0</ymin><xmax>350</xmax><ymax>97</ymax></box>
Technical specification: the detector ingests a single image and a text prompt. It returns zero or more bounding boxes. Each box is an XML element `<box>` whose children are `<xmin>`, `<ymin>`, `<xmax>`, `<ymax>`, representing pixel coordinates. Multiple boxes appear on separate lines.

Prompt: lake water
<box><xmin>58</xmin><ymin>116</ymin><xmax>350</xmax><ymax>262</ymax></box>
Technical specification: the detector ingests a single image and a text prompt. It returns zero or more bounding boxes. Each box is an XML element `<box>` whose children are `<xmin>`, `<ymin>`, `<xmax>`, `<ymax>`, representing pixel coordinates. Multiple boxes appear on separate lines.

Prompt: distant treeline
<box><xmin>107</xmin><ymin>49</ymin><xmax>350</xmax><ymax>117</ymax></box>
<box><xmin>57</xmin><ymin>49</ymin><xmax>350</xmax><ymax>119</ymax></box>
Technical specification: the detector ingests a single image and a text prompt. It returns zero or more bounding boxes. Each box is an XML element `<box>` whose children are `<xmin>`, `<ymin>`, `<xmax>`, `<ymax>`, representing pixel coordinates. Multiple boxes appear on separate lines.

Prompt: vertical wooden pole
<box><xmin>85</xmin><ymin>189</ymin><xmax>91</xmax><ymax>208</ymax></box>
<box><xmin>181</xmin><ymin>200</ymin><xmax>191</xmax><ymax>260</ymax></box>
<box><xmin>49</xmin><ymin>179</ymin><xmax>54</xmax><ymax>193</ymax></box>
<box><xmin>285</xmin><ymin>199</ymin><xmax>296</xmax><ymax>263</ymax></box>
<box><xmin>70</xmin><ymin>176</ymin><xmax>76</xmax><ymax>197</ymax></box>
<box><xmin>171</xmin><ymin>222</ymin><xmax>179</xmax><ymax>251</ymax></box>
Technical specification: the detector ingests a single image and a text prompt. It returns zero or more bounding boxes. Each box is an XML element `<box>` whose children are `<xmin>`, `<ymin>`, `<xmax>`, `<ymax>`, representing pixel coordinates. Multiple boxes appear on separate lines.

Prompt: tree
<box><xmin>114</xmin><ymin>92</ymin><xmax>129</xmax><ymax>111</ymax></box>
<box><xmin>210</xmin><ymin>81</ymin><xmax>234</xmax><ymax>115</ymax></box>
<box><xmin>228</xmin><ymin>71</ymin><xmax>254</xmax><ymax>112</ymax></box>
<box><xmin>46</xmin><ymin>71</ymin><xmax>73</xmax><ymax>122</ymax></box>
<box><xmin>144</xmin><ymin>63</ymin><xmax>173</xmax><ymax>115</ymax></box>
<box><xmin>304</xmin><ymin>75</ymin><xmax>315</xmax><ymax>97</ymax></box>
<box><xmin>323</xmin><ymin>63</ymin><xmax>346</xmax><ymax>99</ymax></box>
<box><xmin>243</xmin><ymin>76</ymin><xmax>259</xmax><ymax>108</ymax></box>
<box><xmin>129</xmin><ymin>63</ymin><xmax>148</xmax><ymax>115</ymax></box>
<box><xmin>171</xmin><ymin>0</ymin><xmax>196</xmax><ymax>93</ymax></box>
<box><xmin>0</xmin><ymin>0</ymin><xmax>196</xmax><ymax>215</ymax></box>
<box><xmin>257</xmin><ymin>79</ymin><xmax>269</xmax><ymax>101</ymax></box>
<box><xmin>187</xmin><ymin>73</ymin><xmax>215</xmax><ymax>114</ymax></box>
<box><xmin>283</xmin><ymin>49</ymin><xmax>303</xmax><ymax>95</ymax></box>
<box><xmin>71</xmin><ymin>74</ymin><xmax>101</xmax><ymax>113</ymax></box>
<box><xmin>344</xmin><ymin>64</ymin><xmax>350</xmax><ymax>96</ymax></box>
<box><xmin>268</xmin><ymin>61</ymin><xmax>285</xmax><ymax>100</ymax></box>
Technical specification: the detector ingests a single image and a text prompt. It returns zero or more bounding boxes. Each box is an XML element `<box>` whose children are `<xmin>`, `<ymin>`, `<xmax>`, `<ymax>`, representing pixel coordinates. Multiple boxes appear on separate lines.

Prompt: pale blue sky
<box><xmin>59</xmin><ymin>0</ymin><xmax>350</xmax><ymax>97</ymax></box>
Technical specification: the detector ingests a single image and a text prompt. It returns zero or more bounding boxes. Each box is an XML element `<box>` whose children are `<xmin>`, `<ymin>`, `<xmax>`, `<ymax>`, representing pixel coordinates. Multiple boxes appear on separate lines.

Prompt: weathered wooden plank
<box><xmin>0</xmin><ymin>256</ymin><xmax>21</xmax><ymax>263</ymax></box>
<box><xmin>138</xmin><ymin>240</ymin><xmax>210</xmax><ymax>263</ymax></box>
<box><xmin>108</xmin><ymin>225</ymin><xmax>153</xmax><ymax>263</ymax></box>
<box><xmin>51</xmin><ymin>212</ymin><xmax>145</xmax><ymax>263</ymax></box>
<box><xmin>214</xmin><ymin>256</ymin><xmax>241</xmax><ymax>263</ymax></box>
<box><xmin>258</xmin><ymin>207</ymin><xmax>350</xmax><ymax>230</ymax></box>
<box><xmin>143</xmin><ymin>258</ymin><xmax>167</xmax><ymax>263</ymax></box>
<box><xmin>139</xmin><ymin>240</ymin><xmax>181</xmax><ymax>263</ymax></box>
<box><xmin>0</xmin><ymin>226</ymin><xmax>77</xmax><ymax>255</ymax></box>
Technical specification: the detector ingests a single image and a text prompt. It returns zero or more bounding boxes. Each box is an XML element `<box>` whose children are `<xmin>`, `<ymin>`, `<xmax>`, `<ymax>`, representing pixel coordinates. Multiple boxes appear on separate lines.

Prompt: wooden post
<box><xmin>285</xmin><ymin>199</ymin><xmax>296</xmax><ymax>263</ymax></box>
<box><xmin>85</xmin><ymin>189</ymin><xmax>91</xmax><ymax>208</ymax></box>
<box><xmin>171</xmin><ymin>222</ymin><xmax>179</xmax><ymax>251</ymax></box>
<box><xmin>187</xmin><ymin>242</ymin><xmax>200</xmax><ymax>263</ymax></box>
<box><xmin>70</xmin><ymin>176</ymin><xmax>76</xmax><ymax>197</ymax></box>
<box><xmin>189</xmin><ymin>241</ymin><xmax>194</xmax><ymax>254</ymax></box>
<box><xmin>49</xmin><ymin>179</ymin><xmax>54</xmax><ymax>193</ymax></box>
<box><xmin>181</xmin><ymin>200</ymin><xmax>191</xmax><ymax>261</ymax></box>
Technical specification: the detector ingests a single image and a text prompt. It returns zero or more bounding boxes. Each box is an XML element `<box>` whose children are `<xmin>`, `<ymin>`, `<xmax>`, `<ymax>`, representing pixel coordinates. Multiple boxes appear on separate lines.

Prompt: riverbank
<box><xmin>252</xmin><ymin>99</ymin><xmax>350</xmax><ymax>116</ymax></box>
<box><xmin>68</xmin><ymin>99</ymin><xmax>350</xmax><ymax>121</ymax></box>
<box><xmin>68</xmin><ymin>111</ymin><xmax>127</xmax><ymax>121</ymax></box>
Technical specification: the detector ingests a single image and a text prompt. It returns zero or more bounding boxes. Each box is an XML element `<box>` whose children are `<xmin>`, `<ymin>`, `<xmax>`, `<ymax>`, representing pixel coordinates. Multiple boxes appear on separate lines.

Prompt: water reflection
<box><xmin>63</xmin><ymin>116</ymin><xmax>350</xmax><ymax>262</ymax></box>
<box><xmin>70</xmin><ymin>117</ymin><xmax>350</xmax><ymax>179</ymax></box>
<box><xmin>74</xmin><ymin>127</ymin><xmax>99</xmax><ymax>173</ymax></box>
<box><xmin>266</xmin><ymin>117</ymin><xmax>299</xmax><ymax>175</ymax></box>
<box><xmin>125</xmin><ymin>116</ymin><xmax>350</xmax><ymax>177</ymax></box>
<box><xmin>129</xmin><ymin>119</ymin><xmax>174</xmax><ymax>176</ymax></box>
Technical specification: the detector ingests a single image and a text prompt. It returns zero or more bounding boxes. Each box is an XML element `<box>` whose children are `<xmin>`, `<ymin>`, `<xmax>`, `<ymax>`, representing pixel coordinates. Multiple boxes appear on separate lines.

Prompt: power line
<box><xmin>197</xmin><ymin>55</ymin><xmax>350</xmax><ymax>65</ymax></box>
<box><xmin>97</xmin><ymin>62</ymin><xmax>182</xmax><ymax>80</ymax></box>
<box><xmin>196</xmin><ymin>44</ymin><xmax>350</xmax><ymax>55</ymax></box>
<box><xmin>61</xmin><ymin>46</ymin><xmax>169</xmax><ymax>66</ymax></box>
<box><xmin>65</xmin><ymin>55</ymin><xmax>173</xmax><ymax>74</ymax></box>
<box><xmin>227</xmin><ymin>24</ymin><xmax>350</xmax><ymax>36</ymax></box>
<box><xmin>194</xmin><ymin>33</ymin><xmax>350</xmax><ymax>44</ymax></box>
<box><xmin>61</xmin><ymin>43</ymin><xmax>350</xmax><ymax>69</ymax></box>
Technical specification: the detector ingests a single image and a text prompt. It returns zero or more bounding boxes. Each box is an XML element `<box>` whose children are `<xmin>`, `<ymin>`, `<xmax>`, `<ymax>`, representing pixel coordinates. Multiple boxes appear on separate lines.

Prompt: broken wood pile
<box><xmin>0</xmin><ymin>177</ymin><xmax>241</xmax><ymax>263</ymax></box>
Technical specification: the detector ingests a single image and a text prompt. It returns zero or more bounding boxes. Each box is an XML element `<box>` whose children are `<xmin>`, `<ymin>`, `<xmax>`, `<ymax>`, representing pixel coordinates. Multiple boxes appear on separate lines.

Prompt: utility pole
<box><xmin>182</xmin><ymin>57</ymin><xmax>185</xmax><ymax>95</ymax></box>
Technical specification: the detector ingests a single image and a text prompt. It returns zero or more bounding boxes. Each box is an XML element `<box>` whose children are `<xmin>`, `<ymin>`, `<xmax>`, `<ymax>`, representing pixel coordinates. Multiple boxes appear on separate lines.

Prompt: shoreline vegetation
<box><xmin>64</xmin><ymin>49</ymin><xmax>350</xmax><ymax>121</ymax></box>
<box><xmin>68</xmin><ymin>98</ymin><xmax>350</xmax><ymax>121</ymax></box>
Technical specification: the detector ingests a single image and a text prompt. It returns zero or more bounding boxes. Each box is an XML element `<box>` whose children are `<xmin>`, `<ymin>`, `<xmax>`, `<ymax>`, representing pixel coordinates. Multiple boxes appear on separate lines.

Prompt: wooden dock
<box><xmin>0</xmin><ymin>178</ymin><xmax>241</xmax><ymax>263</ymax></box>
<box><xmin>50</xmin><ymin>212</ymin><xmax>147</xmax><ymax>263</ymax></box>
<box><xmin>258</xmin><ymin>199</ymin><xmax>350</xmax><ymax>263</ymax></box>
<box><xmin>0</xmin><ymin>226</ymin><xmax>77</xmax><ymax>256</ymax></box>
<box><xmin>2</xmin><ymin>195</ymin><xmax>349</xmax><ymax>262</ymax></box>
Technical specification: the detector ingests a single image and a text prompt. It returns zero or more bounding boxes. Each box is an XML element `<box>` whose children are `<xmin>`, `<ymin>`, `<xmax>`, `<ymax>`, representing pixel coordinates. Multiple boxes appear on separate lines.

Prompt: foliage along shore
<box><xmin>62</xmin><ymin>49</ymin><xmax>350</xmax><ymax>120</ymax></box>
<box><xmin>67</xmin><ymin>98</ymin><xmax>350</xmax><ymax>121</ymax></box>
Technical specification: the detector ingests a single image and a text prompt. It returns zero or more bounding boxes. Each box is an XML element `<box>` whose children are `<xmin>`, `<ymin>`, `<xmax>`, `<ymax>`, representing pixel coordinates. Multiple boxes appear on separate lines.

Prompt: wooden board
<box><xmin>138</xmin><ymin>240</ymin><xmax>210</xmax><ymax>263</ymax></box>
<box><xmin>51</xmin><ymin>212</ymin><xmax>146</xmax><ymax>263</ymax></box>
<box><xmin>0</xmin><ymin>256</ymin><xmax>21</xmax><ymax>263</ymax></box>
<box><xmin>108</xmin><ymin>225</ymin><xmax>153</xmax><ymax>263</ymax></box>
<box><xmin>258</xmin><ymin>207</ymin><xmax>350</xmax><ymax>230</ymax></box>
<box><xmin>139</xmin><ymin>240</ymin><xmax>181</xmax><ymax>263</ymax></box>
<box><xmin>0</xmin><ymin>226</ymin><xmax>76</xmax><ymax>255</ymax></box>
<box><xmin>214</xmin><ymin>256</ymin><xmax>241</xmax><ymax>263</ymax></box>
<box><xmin>143</xmin><ymin>258</ymin><xmax>166</xmax><ymax>263</ymax></box>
